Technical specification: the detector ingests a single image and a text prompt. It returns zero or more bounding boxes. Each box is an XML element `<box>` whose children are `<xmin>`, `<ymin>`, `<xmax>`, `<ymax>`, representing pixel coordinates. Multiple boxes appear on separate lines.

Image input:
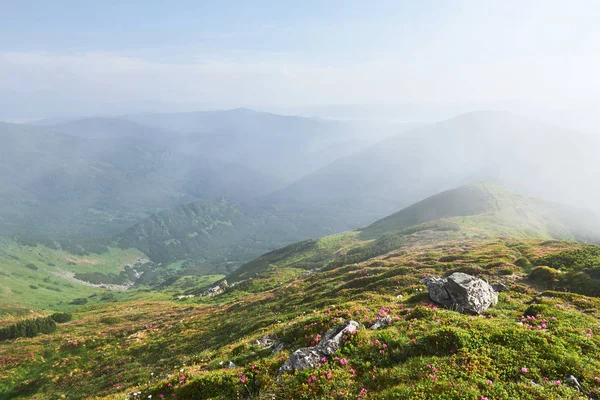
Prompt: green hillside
<box><xmin>3</xmin><ymin>238</ymin><xmax>600</xmax><ymax>398</ymax></box>
<box><xmin>229</xmin><ymin>183</ymin><xmax>600</xmax><ymax>284</ymax></box>
<box><xmin>0</xmin><ymin>236</ymin><xmax>167</xmax><ymax>314</ymax></box>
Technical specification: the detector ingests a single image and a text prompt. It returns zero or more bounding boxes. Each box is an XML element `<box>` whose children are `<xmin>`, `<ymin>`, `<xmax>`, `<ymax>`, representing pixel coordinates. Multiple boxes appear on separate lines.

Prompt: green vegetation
<box><xmin>2</xmin><ymin>184</ymin><xmax>600</xmax><ymax>399</ymax></box>
<box><xmin>0</xmin><ymin>316</ymin><xmax>56</xmax><ymax>342</ymax></box>
<box><xmin>1</xmin><ymin>238</ymin><xmax>600</xmax><ymax>399</ymax></box>
<box><xmin>50</xmin><ymin>312</ymin><xmax>72</xmax><ymax>323</ymax></box>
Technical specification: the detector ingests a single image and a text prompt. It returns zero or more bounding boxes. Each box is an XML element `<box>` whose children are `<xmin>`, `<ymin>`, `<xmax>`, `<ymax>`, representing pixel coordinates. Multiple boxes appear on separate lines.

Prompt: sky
<box><xmin>1</xmin><ymin>0</ymin><xmax>600</xmax><ymax>123</ymax></box>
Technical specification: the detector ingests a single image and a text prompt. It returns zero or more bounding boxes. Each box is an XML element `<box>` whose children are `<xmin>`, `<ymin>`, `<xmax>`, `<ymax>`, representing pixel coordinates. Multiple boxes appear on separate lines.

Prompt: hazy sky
<box><xmin>1</xmin><ymin>0</ymin><xmax>600</xmax><ymax>120</ymax></box>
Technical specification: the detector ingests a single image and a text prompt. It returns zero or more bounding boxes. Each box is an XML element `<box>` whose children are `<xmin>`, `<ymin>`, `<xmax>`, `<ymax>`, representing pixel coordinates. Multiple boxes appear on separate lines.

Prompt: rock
<box><xmin>202</xmin><ymin>284</ymin><xmax>224</xmax><ymax>297</ymax></box>
<box><xmin>421</xmin><ymin>272</ymin><xmax>498</xmax><ymax>314</ymax></box>
<box><xmin>278</xmin><ymin>320</ymin><xmax>359</xmax><ymax>376</ymax></box>
<box><xmin>492</xmin><ymin>282</ymin><xmax>508</xmax><ymax>292</ymax></box>
<box><xmin>271</xmin><ymin>341</ymin><xmax>285</xmax><ymax>355</ymax></box>
<box><xmin>227</xmin><ymin>361</ymin><xmax>236</xmax><ymax>369</ymax></box>
<box><xmin>278</xmin><ymin>348</ymin><xmax>322</xmax><ymax>374</ymax></box>
<box><xmin>255</xmin><ymin>334</ymin><xmax>276</xmax><ymax>349</ymax></box>
<box><xmin>315</xmin><ymin>320</ymin><xmax>360</xmax><ymax>355</ymax></box>
<box><xmin>565</xmin><ymin>375</ymin><xmax>583</xmax><ymax>392</ymax></box>
<box><xmin>370</xmin><ymin>315</ymin><xmax>392</xmax><ymax>330</ymax></box>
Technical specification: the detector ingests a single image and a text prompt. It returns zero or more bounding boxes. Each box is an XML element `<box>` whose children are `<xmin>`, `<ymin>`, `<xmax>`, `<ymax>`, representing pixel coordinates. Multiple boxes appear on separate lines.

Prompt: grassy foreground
<box><xmin>1</xmin><ymin>237</ymin><xmax>600</xmax><ymax>399</ymax></box>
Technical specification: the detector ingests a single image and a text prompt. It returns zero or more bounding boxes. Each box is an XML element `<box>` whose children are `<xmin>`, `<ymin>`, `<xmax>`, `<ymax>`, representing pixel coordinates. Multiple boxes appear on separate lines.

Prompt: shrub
<box><xmin>0</xmin><ymin>317</ymin><xmax>57</xmax><ymax>341</ymax></box>
<box><xmin>528</xmin><ymin>266</ymin><xmax>558</xmax><ymax>286</ymax></box>
<box><xmin>50</xmin><ymin>312</ymin><xmax>72</xmax><ymax>323</ymax></box>
<box><xmin>25</xmin><ymin>263</ymin><xmax>38</xmax><ymax>270</ymax></box>
<box><xmin>29</xmin><ymin>285</ymin><xmax>38</xmax><ymax>290</ymax></box>
<box><xmin>70</xmin><ymin>298</ymin><xmax>88</xmax><ymax>305</ymax></box>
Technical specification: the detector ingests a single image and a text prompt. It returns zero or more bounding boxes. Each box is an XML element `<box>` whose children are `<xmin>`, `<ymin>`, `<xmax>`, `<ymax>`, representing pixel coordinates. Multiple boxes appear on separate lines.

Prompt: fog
<box><xmin>1</xmin><ymin>0</ymin><xmax>600</xmax><ymax>241</ymax></box>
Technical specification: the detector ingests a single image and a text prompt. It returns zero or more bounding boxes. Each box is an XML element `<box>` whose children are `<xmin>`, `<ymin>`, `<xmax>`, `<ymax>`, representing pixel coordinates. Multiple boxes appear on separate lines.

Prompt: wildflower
<box><xmin>350</xmin><ymin>368</ymin><xmax>356</xmax><ymax>375</ymax></box>
<box><xmin>382</xmin><ymin>343</ymin><xmax>388</xmax><ymax>349</ymax></box>
<box><xmin>379</xmin><ymin>350</ymin><xmax>385</xmax><ymax>354</ymax></box>
<box><xmin>429</xmin><ymin>374</ymin><xmax>437</xmax><ymax>379</ymax></box>
<box><xmin>160</xmin><ymin>395</ymin><xmax>164</xmax><ymax>399</ymax></box>
<box><xmin>481</xmin><ymin>397</ymin><xmax>489</xmax><ymax>400</ymax></box>
<box><xmin>486</xmin><ymin>380</ymin><xmax>493</xmax><ymax>386</ymax></box>
<box><xmin>595</xmin><ymin>376</ymin><xmax>600</xmax><ymax>382</ymax></box>
<box><xmin>521</xmin><ymin>367</ymin><xmax>528</xmax><ymax>373</ymax></box>
<box><xmin>555</xmin><ymin>380</ymin><xmax>561</xmax><ymax>386</ymax></box>
<box><xmin>339</xmin><ymin>358</ymin><xmax>348</xmax><ymax>366</ymax></box>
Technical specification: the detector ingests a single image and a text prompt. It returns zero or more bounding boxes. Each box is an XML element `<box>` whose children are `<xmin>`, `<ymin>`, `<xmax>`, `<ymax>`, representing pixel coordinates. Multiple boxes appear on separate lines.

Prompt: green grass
<box><xmin>2</xmin><ymin>238</ymin><xmax>600</xmax><ymax>399</ymax></box>
<box><xmin>0</xmin><ymin>236</ymin><xmax>149</xmax><ymax>313</ymax></box>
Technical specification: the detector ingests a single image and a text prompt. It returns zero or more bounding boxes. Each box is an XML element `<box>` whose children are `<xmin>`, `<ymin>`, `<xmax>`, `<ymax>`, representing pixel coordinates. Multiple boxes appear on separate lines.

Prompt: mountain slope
<box><xmin>270</xmin><ymin>111</ymin><xmax>600</xmax><ymax>229</ymax></box>
<box><xmin>123</xmin><ymin>108</ymin><xmax>390</xmax><ymax>180</ymax></box>
<box><xmin>49</xmin><ymin>117</ymin><xmax>178</xmax><ymax>144</ymax></box>
<box><xmin>229</xmin><ymin>183</ymin><xmax>600</xmax><ymax>283</ymax></box>
<box><xmin>0</xmin><ymin>122</ymin><xmax>281</xmax><ymax>236</ymax></box>
<box><xmin>3</xmin><ymin>234</ymin><xmax>600</xmax><ymax>398</ymax></box>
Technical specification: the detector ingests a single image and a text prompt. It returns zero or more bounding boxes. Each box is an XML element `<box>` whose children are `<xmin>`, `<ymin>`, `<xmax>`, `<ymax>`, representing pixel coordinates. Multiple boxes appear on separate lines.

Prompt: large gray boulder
<box><xmin>421</xmin><ymin>272</ymin><xmax>498</xmax><ymax>314</ymax></box>
<box><xmin>278</xmin><ymin>320</ymin><xmax>359</xmax><ymax>376</ymax></box>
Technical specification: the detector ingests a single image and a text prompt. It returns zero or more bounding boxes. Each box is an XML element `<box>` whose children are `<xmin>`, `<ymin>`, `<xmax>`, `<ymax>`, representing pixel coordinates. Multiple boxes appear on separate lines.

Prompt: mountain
<box><xmin>0</xmin><ymin>122</ymin><xmax>281</xmax><ymax>236</ymax></box>
<box><xmin>123</xmin><ymin>108</ymin><xmax>397</xmax><ymax>180</ymax></box>
<box><xmin>229</xmin><ymin>183</ymin><xmax>600</xmax><ymax>283</ymax></box>
<box><xmin>4</xmin><ymin>183</ymin><xmax>600</xmax><ymax>399</ymax></box>
<box><xmin>48</xmin><ymin>117</ymin><xmax>179</xmax><ymax>144</ymax></box>
<box><xmin>270</xmin><ymin>111</ymin><xmax>600</xmax><ymax>229</ymax></box>
<box><xmin>113</xmin><ymin>196</ymin><xmax>363</xmax><ymax>273</ymax></box>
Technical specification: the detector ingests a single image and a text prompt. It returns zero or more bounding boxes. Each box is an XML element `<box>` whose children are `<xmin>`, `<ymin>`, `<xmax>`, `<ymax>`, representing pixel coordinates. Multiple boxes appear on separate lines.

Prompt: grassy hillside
<box><xmin>0</xmin><ymin>236</ymin><xmax>171</xmax><ymax>313</ymax></box>
<box><xmin>2</xmin><ymin>237</ymin><xmax>600</xmax><ymax>399</ymax></box>
<box><xmin>228</xmin><ymin>184</ymin><xmax>600</xmax><ymax>284</ymax></box>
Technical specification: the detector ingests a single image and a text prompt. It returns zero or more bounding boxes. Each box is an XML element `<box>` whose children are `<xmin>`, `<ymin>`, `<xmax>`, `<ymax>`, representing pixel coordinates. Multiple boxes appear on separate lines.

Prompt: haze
<box><xmin>1</xmin><ymin>0</ymin><xmax>599</xmax><ymax>133</ymax></box>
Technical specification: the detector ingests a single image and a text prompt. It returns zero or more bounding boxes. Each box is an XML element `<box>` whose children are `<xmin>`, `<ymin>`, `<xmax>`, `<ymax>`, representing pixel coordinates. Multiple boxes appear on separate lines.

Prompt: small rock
<box><xmin>492</xmin><ymin>283</ymin><xmax>508</xmax><ymax>292</ymax></box>
<box><xmin>278</xmin><ymin>348</ymin><xmax>322</xmax><ymax>374</ymax></box>
<box><xmin>227</xmin><ymin>361</ymin><xmax>236</xmax><ymax>369</ymax></box>
<box><xmin>278</xmin><ymin>320</ymin><xmax>360</xmax><ymax>376</ymax></box>
<box><xmin>315</xmin><ymin>320</ymin><xmax>360</xmax><ymax>355</ymax></box>
<box><xmin>370</xmin><ymin>315</ymin><xmax>392</xmax><ymax>330</ymax></box>
<box><xmin>565</xmin><ymin>375</ymin><xmax>583</xmax><ymax>392</ymax></box>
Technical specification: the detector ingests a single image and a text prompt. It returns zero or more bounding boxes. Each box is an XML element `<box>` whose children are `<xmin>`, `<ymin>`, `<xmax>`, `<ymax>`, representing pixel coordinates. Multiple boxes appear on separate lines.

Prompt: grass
<box><xmin>2</xmin><ymin>237</ymin><xmax>600</xmax><ymax>399</ymax></box>
<box><xmin>0</xmin><ymin>236</ymin><xmax>154</xmax><ymax>313</ymax></box>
